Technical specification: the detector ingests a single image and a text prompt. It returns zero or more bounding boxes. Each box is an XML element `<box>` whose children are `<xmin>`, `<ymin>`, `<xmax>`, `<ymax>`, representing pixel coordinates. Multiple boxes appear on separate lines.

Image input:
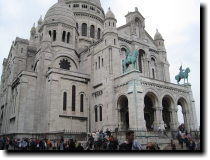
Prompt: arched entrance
<box><xmin>118</xmin><ymin>95</ymin><xmax>129</xmax><ymax>130</ymax></box>
<box><xmin>177</xmin><ymin>98</ymin><xmax>189</xmax><ymax>131</ymax></box>
<box><xmin>162</xmin><ymin>96</ymin><xmax>173</xmax><ymax>131</ymax></box>
<box><xmin>144</xmin><ymin>93</ymin><xmax>156</xmax><ymax>131</ymax></box>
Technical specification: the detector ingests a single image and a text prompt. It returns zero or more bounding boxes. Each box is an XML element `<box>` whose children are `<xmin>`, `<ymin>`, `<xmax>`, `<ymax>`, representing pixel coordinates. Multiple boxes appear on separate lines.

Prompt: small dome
<box><xmin>30</xmin><ymin>23</ymin><xmax>36</xmax><ymax>36</ymax></box>
<box><xmin>38</xmin><ymin>16</ymin><xmax>43</xmax><ymax>25</ymax></box>
<box><xmin>44</xmin><ymin>1</ymin><xmax>76</xmax><ymax>26</ymax></box>
<box><xmin>154</xmin><ymin>29</ymin><xmax>164</xmax><ymax>40</ymax></box>
<box><xmin>105</xmin><ymin>7</ymin><xmax>115</xmax><ymax>19</ymax></box>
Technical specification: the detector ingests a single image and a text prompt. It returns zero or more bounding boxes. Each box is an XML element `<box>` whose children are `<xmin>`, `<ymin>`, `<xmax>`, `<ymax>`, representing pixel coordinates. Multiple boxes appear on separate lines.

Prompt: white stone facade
<box><xmin>0</xmin><ymin>0</ymin><xmax>198</xmax><ymax>137</ymax></box>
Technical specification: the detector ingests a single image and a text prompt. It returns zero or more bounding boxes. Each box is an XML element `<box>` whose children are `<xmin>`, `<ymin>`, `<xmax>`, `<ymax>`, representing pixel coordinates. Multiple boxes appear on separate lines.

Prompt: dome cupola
<box><xmin>44</xmin><ymin>0</ymin><xmax>76</xmax><ymax>27</ymax></box>
<box><xmin>154</xmin><ymin>29</ymin><xmax>164</xmax><ymax>40</ymax></box>
<box><xmin>105</xmin><ymin>7</ymin><xmax>116</xmax><ymax>19</ymax></box>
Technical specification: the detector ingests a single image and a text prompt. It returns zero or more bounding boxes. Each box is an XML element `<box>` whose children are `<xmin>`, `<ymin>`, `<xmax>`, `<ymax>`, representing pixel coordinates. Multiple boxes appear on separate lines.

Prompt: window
<box><xmin>73</xmin><ymin>4</ymin><xmax>79</xmax><ymax>8</ymax></box>
<box><xmin>62</xmin><ymin>31</ymin><xmax>66</xmax><ymax>42</ymax></box>
<box><xmin>21</xmin><ymin>48</ymin><xmax>23</xmax><ymax>53</ymax></box>
<box><xmin>99</xmin><ymin>106</ymin><xmax>102</xmax><ymax>121</ymax></box>
<box><xmin>69</xmin><ymin>5</ymin><xmax>71</xmax><ymax>8</ymax></box>
<box><xmin>138</xmin><ymin>50</ymin><xmax>145</xmax><ymax>73</ymax></box>
<box><xmin>109</xmin><ymin>22</ymin><xmax>110</xmax><ymax>26</ymax></box>
<box><xmin>95</xmin><ymin>62</ymin><xmax>97</xmax><ymax>70</ymax></box>
<box><xmin>152</xmin><ymin>68</ymin><xmax>155</xmax><ymax>79</ymax></box>
<box><xmin>80</xmin><ymin>94</ymin><xmax>84</xmax><ymax>112</ymax></box>
<box><xmin>59</xmin><ymin>59</ymin><xmax>71</xmax><ymax>70</ymax></box>
<box><xmin>102</xmin><ymin>58</ymin><xmax>104</xmax><ymax>67</ymax></box>
<box><xmin>82</xmin><ymin>23</ymin><xmax>87</xmax><ymax>36</ymax></box>
<box><xmin>82</xmin><ymin>4</ymin><xmax>87</xmax><ymax>8</ymax></box>
<box><xmin>113</xmin><ymin>22</ymin><xmax>115</xmax><ymax>27</ymax></box>
<box><xmin>114</xmin><ymin>39</ymin><xmax>116</xmax><ymax>45</ymax></box>
<box><xmin>63</xmin><ymin>92</ymin><xmax>67</xmax><ymax>111</ymax></box>
<box><xmin>67</xmin><ymin>32</ymin><xmax>70</xmax><ymax>43</ymax></box>
<box><xmin>98</xmin><ymin>57</ymin><xmax>100</xmax><ymax>69</ymax></box>
<box><xmin>49</xmin><ymin>31</ymin><xmax>52</xmax><ymax>37</ymax></box>
<box><xmin>97</xmin><ymin>28</ymin><xmax>101</xmax><ymax>40</ymax></box>
<box><xmin>72</xmin><ymin>85</ymin><xmax>76</xmax><ymax>111</ymax></box>
<box><xmin>95</xmin><ymin>107</ymin><xmax>98</xmax><ymax>122</ymax></box>
<box><xmin>90</xmin><ymin>6</ymin><xmax>95</xmax><ymax>11</ymax></box>
<box><xmin>53</xmin><ymin>30</ymin><xmax>56</xmax><ymax>41</ymax></box>
<box><xmin>90</xmin><ymin>25</ymin><xmax>95</xmax><ymax>38</ymax></box>
<box><xmin>76</xmin><ymin>23</ymin><xmax>79</xmax><ymax>30</ymax></box>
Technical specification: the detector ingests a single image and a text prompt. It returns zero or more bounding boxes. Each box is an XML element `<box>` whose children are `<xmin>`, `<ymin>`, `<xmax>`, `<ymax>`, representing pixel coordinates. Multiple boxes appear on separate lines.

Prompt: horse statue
<box><xmin>122</xmin><ymin>49</ymin><xmax>139</xmax><ymax>72</ymax></box>
<box><xmin>175</xmin><ymin>66</ymin><xmax>191</xmax><ymax>84</ymax></box>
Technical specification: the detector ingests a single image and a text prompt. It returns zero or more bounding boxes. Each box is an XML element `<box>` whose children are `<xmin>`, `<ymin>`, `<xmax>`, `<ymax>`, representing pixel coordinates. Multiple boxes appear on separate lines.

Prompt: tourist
<box><xmin>186</xmin><ymin>138</ymin><xmax>196</xmax><ymax>150</ymax></box>
<box><xmin>171</xmin><ymin>140</ymin><xmax>176</xmax><ymax>150</ymax></box>
<box><xmin>76</xmin><ymin>142</ymin><xmax>84</xmax><ymax>151</ymax></box>
<box><xmin>69</xmin><ymin>139</ymin><xmax>76</xmax><ymax>150</ymax></box>
<box><xmin>119</xmin><ymin>131</ymin><xmax>142</xmax><ymax>150</ymax></box>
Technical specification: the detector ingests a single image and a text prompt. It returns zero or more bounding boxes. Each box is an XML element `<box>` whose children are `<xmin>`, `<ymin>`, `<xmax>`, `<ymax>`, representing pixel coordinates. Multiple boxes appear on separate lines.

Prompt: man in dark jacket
<box><xmin>119</xmin><ymin>131</ymin><xmax>142</xmax><ymax>150</ymax></box>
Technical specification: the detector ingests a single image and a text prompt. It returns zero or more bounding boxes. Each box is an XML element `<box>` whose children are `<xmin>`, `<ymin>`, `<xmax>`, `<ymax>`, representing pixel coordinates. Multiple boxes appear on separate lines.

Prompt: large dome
<box><xmin>44</xmin><ymin>1</ymin><xmax>76</xmax><ymax>26</ymax></box>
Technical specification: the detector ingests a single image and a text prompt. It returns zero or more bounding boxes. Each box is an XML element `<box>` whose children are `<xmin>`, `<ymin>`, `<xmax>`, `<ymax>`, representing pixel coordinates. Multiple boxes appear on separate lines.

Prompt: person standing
<box><xmin>119</xmin><ymin>131</ymin><xmax>142</xmax><ymax>150</ymax></box>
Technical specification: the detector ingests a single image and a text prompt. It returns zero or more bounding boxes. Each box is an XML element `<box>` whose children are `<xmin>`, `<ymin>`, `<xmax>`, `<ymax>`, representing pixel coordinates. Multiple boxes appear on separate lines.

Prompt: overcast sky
<box><xmin>0</xmin><ymin>0</ymin><xmax>200</xmax><ymax>125</ymax></box>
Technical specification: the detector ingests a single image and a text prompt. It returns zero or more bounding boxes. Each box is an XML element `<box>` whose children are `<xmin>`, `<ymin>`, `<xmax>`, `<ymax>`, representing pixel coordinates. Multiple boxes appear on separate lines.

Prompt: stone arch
<box><xmin>144</xmin><ymin>91</ymin><xmax>159</xmax><ymax>131</ymax></box>
<box><xmin>177</xmin><ymin>96</ymin><xmax>190</xmax><ymax>131</ymax></box>
<box><xmin>53</xmin><ymin>55</ymin><xmax>78</xmax><ymax>70</ymax></box>
<box><xmin>161</xmin><ymin>95</ymin><xmax>175</xmax><ymax>130</ymax></box>
<box><xmin>117</xmin><ymin>95</ymin><xmax>129</xmax><ymax>131</ymax></box>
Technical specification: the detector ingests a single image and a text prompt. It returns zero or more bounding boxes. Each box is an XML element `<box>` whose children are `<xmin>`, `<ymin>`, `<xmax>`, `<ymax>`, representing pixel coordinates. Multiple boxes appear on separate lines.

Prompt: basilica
<box><xmin>0</xmin><ymin>0</ymin><xmax>198</xmax><ymax>138</ymax></box>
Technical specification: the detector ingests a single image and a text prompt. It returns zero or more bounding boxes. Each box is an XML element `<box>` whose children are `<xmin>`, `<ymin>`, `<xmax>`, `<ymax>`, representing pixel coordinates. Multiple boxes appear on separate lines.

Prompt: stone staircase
<box><xmin>116</xmin><ymin>131</ymin><xmax>173</xmax><ymax>150</ymax></box>
<box><xmin>163</xmin><ymin>140</ymin><xmax>188</xmax><ymax>150</ymax></box>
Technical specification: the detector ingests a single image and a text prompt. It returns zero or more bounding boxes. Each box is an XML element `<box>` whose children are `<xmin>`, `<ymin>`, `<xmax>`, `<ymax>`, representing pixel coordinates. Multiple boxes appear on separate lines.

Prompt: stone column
<box><xmin>170</xmin><ymin>108</ymin><xmax>179</xmax><ymax>131</ymax></box>
<box><xmin>155</xmin><ymin>104</ymin><xmax>165</xmax><ymax>130</ymax></box>
<box><xmin>127</xmin><ymin>92</ymin><xmax>137</xmax><ymax>130</ymax></box>
<box><xmin>183</xmin><ymin>111</ymin><xmax>191</xmax><ymax>133</ymax></box>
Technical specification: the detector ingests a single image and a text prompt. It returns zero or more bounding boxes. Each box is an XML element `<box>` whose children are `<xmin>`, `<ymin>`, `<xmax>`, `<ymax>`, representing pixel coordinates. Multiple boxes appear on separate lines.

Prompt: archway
<box><xmin>118</xmin><ymin>95</ymin><xmax>129</xmax><ymax>130</ymax></box>
<box><xmin>144</xmin><ymin>93</ymin><xmax>156</xmax><ymax>131</ymax></box>
<box><xmin>177</xmin><ymin>98</ymin><xmax>188</xmax><ymax>131</ymax></box>
<box><xmin>162</xmin><ymin>96</ymin><xmax>172</xmax><ymax>131</ymax></box>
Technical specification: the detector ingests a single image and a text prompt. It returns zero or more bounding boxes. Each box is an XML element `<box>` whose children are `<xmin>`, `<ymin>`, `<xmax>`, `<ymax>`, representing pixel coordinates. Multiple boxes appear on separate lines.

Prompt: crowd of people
<box><xmin>0</xmin><ymin>126</ymin><xmax>200</xmax><ymax>151</ymax></box>
<box><xmin>175</xmin><ymin>124</ymin><xmax>200</xmax><ymax>150</ymax></box>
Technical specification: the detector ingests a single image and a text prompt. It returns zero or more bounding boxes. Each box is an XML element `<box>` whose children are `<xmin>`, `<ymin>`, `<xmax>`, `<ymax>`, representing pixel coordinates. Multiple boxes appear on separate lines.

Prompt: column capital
<box><xmin>155</xmin><ymin>107</ymin><xmax>163</xmax><ymax>111</ymax></box>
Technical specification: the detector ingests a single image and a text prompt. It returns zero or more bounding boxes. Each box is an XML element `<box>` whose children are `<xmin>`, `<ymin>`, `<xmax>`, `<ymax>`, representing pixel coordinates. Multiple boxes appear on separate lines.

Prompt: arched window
<box><xmin>102</xmin><ymin>58</ymin><xmax>104</xmax><ymax>67</ymax></box>
<box><xmin>95</xmin><ymin>107</ymin><xmax>98</xmax><ymax>122</ymax></box>
<box><xmin>99</xmin><ymin>106</ymin><xmax>102</xmax><ymax>121</ymax></box>
<box><xmin>80</xmin><ymin>94</ymin><xmax>84</xmax><ymax>112</ymax></box>
<box><xmin>76</xmin><ymin>23</ymin><xmax>79</xmax><ymax>30</ymax></box>
<box><xmin>138</xmin><ymin>49</ymin><xmax>145</xmax><ymax>73</ymax></box>
<box><xmin>62</xmin><ymin>31</ymin><xmax>66</xmax><ymax>42</ymax></box>
<box><xmin>67</xmin><ymin>32</ymin><xmax>70</xmax><ymax>43</ymax></box>
<box><xmin>97</xmin><ymin>28</ymin><xmax>101</xmax><ymax>39</ymax></box>
<box><xmin>82</xmin><ymin>23</ymin><xmax>87</xmax><ymax>36</ymax></box>
<box><xmin>49</xmin><ymin>31</ymin><xmax>52</xmax><ymax>37</ymax></box>
<box><xmin>98</xmin><ymin>57</ymin><xmax>100</xmax><ymax>69</ymax></box>
<box><xmin>53</xmin><ymin>30</ymin><xmax>56</xmax><ymax>41</ymax></box>
<box><xmin>90</xmin><ymin>25</ymin><xmax>95</xmax><ymax>38</ymax></box>
<box><xmin>152</xmin><ymin>68</ymin><xmax>155</xmax><ymax>79</ymax></box>
<box><xmin>72</xmin><ymin>85</ymin><xmax>76</xmax><ymax>111</ymax></box>
<box><xmin>63</xmin><ymin>92</ymin><xmax>67</xmax><ymax>111</ymax></box>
